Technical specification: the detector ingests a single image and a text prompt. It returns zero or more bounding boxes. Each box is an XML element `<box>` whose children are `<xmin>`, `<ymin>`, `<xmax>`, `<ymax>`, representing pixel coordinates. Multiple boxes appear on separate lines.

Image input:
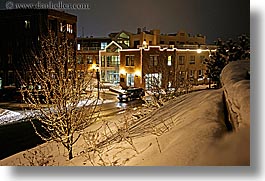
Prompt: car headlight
<box><xmin>122</xmin><ymin>95</ymin><xmax>127</xmax><ymax>98</ymax></box>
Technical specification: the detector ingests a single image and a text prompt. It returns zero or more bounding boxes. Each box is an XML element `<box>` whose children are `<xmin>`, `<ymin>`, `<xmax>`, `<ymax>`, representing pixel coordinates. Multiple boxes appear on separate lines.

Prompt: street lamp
<box><xmin>143</xmin><ymin>39</ymin><xmax>147</xmax><ymax>49</ymax></box>
<box><xmin>95</xmin><ymin>65</ymin><xmax>100</xmax><ymax>99</ymax></box>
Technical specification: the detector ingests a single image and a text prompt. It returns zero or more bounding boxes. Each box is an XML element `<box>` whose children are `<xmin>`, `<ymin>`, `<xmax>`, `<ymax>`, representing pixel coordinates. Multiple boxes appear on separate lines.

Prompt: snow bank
<box><xmin>126</xmin><ymin>89</ymin><xmax>229</xmax><ymax>166</ymax></box>
<box><xmin>77</xmin><ymin>99</ymin><xmax>114</xmax><ymax>107</ymax></box>
<box><xmin>0</xmin><ymin>108</ymin><xmax>23</xmax><ymax>125</ymax></box>
<box><xmin>220</xmin><ymin>60</ymin><xmax>250</xmax><ymax>130</ymax></box>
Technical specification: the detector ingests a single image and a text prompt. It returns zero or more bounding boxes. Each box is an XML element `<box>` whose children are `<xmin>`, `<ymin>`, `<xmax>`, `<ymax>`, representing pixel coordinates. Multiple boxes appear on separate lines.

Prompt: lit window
<box><xmin>168</xmin><ymin>56</ymin><xmax>172</xmax><ymax>66</ymax></box>
<box><xmin>87</xmin><ymin>55</ymin><xmax>93</xmax><ymax>64</ymax></box>
<box><xmin>60</xmin><ymin>23</ymin><xmax>63</xmax><ymax>32</ymax></box>
<box><xmin>25</xmin><ymin>20</ymin><xmax>30</xmax><ymax>29</ymax></box>
<box><xmin>124</xmin><ymin>40</ymin><xmax>130</xmax><ymax>47</ymax></box>
<box><xmin>77</xmin><ymin>44</ymin><xmax>81</xmax><ymax>51</ymax></box>
<box><xmin>107</xmin><ymin>56</ymin><xmax>120</xmax><ymax>67</ymax></box>
<box><xmin>66</xmin><ymin>24</ymin><xmax>73</xmax><ymax>33</ymax></box>
<box><xmin>101</xmin><ymin>42</ymin><xmax>107</xmax><ymax>50</ymax></box>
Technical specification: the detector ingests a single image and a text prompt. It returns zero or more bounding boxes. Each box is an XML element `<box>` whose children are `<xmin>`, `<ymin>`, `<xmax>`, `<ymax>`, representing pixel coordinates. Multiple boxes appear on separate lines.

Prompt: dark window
<box><xmin>200</xmin><ymin>55</ymin><xmax>206</xmax><ymax>64</ymax></box>
<box><xmin>134</xmin><ymin>41</ymin><xmax>140</xmax><ymax>48</ymax></box>
<box><xmin>49</xmin><ymin>20</ymin><xmax>56</xmax><ymax>32</ymax></box>
<box><xmin>179</xmin><ymin>56</ymin><xmax>185</xmax><ymax>65</ymax></box>
<box><xmin>189</xmin><ymin>56</ymin><xmax>195</xmax><ymax>64</ymax></box>
<box><xmin>125</xmin><ymin>55</ymin><xmax>134</xmax><ymax>66</ymax></box>
<box><xmin>150</xmin><ymin>55</ymin><xmax>159</xmax><ymax>66</ymax></box>
<box><xmin>169</xmin><ymin>41</ymin><xmax>175</xmax><ymax>45</ymax></box>
<box><xmin>101</xmin><ymin>56</ymin><xmax>105</xmax><ymax>67</ymax></box>
<box><xmin>7</xmin><ymin>71</ymin><xmax>14</xmax><ymax>85</ymax></box>
<box><xmin>95</xmin><ymin>55</ymin><xmax>99</xmax><ymax>64</ymax></box>
<box><xmin>190</xmin><ymin>70</ymin><xmax>195</xmax><ymax>77</ymax></box>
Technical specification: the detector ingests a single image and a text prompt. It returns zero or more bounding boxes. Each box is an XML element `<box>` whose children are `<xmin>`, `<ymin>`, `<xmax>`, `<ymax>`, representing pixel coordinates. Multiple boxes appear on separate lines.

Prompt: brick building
<box><xmin>77</xmin><ymin>28</ymin><xmax>214</xmax><ymax>88</ymax></box>
<box><xmin>119</xmin><ymin>45</ymin><xmax>216</xmax><ymax>89</ymax></box>
<box><xmin>0</xmin><ymin>9</ymin><xmax>77</xmax><ymax>89</ymax></box>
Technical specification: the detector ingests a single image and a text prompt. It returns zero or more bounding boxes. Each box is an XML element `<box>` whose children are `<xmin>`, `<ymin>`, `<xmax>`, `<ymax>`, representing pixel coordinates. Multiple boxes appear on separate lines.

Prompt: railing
<box><xmin>78</xmin><ymin>47</ymin><xmax>101</xmax><ymax>51</ymax></box>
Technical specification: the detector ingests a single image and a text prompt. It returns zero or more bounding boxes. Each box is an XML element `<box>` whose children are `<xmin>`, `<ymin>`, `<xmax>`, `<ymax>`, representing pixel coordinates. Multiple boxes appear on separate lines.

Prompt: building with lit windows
<box><xmin>119</xmin><ymin>45</ymin><xmax>217</xmax><ymax>89</ymax></box>
<box><xmin>0</xmin><ymin>9</ymin><xmax>77</xmax><ymax>89</ymax></box>
<box><xmin>77</xmin><ymin>28</ymin><xmax>214</xmax><ymax>88</ymax></box>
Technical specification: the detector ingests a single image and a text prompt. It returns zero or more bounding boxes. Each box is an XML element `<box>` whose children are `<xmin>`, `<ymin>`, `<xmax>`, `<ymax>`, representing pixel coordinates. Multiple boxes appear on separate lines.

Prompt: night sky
<box><xmin>0</xmin><ymin>0</ymin><xmax>250</xmax><ymax>44</ymax></box>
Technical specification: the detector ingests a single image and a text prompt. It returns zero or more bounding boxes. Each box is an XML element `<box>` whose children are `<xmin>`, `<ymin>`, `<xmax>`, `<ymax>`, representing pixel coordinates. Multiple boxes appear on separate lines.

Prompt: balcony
<box><xmin>78</xmin><ymin>47</ymin><xmax>101</xmax><ymax>52</ymax></box>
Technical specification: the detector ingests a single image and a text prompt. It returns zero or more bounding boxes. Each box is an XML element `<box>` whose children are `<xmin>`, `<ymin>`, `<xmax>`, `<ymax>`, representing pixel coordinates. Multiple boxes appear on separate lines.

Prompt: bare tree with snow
<box><xmin>19</xmin><ymin>32</ymin><xmax>99</xmax><ymax>160</ymax></box>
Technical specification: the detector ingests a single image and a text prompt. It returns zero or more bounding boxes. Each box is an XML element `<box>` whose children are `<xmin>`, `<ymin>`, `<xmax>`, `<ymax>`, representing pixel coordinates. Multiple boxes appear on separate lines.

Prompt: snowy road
<box><xmin>0</xmin><ymin>96</ymin><xmax>145</xmax><ymax>126</ymax></box>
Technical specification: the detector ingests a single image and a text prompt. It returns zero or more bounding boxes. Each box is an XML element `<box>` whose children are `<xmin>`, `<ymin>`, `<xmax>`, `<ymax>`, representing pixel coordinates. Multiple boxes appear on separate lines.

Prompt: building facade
<box><xmin>77</xmin><ymin>28</ymin><xmax>213</xmax><ymax>88</ymax></box>
<box><xmin>0</xmin><ymin>9</ymin><xmax>77</xmax><ymax>89</ymax></box>
<box><xmin>120</xmin><ymin>45</ymin><xmax>216</xmax><ymax>90</ymax></box>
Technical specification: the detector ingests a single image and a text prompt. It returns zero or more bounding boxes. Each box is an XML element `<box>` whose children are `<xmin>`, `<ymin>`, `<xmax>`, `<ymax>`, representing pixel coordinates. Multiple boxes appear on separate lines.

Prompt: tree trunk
<box><xmin>68</xmin><ymin>143</ymin><xmax>73</xmax><ymax>160</ymax></box>
<box><xmin>67</xmin><ymin>136</ymin><xmax>73</xmax><ymax>160</ymax></box>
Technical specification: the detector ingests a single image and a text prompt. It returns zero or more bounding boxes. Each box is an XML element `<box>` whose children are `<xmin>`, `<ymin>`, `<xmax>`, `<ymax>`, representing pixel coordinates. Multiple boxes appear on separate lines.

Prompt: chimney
<box><xmin>137</xmin><ymin>28</ymin><xmax>141</xmax><ymax>34</ymax></box>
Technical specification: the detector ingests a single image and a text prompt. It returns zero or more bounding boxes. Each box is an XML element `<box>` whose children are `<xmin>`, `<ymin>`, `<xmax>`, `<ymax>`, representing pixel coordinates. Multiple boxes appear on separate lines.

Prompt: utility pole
<box><xmin>96</xmin><ymin>68</ymin><xmax>100</xmax><ymax>99</ymax></box>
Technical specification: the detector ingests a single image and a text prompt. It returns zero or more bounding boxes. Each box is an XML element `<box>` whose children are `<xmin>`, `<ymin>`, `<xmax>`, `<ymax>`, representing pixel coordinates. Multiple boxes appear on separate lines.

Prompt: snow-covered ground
<box><xmin>0</xmin><ymin>108</ymin><xmax>24</xmax><ymax>125</ymax></box>
<box><xmin>0</xmin><ymin>89</ymin><xmax>249</xmax><ymax>166</ymax></box>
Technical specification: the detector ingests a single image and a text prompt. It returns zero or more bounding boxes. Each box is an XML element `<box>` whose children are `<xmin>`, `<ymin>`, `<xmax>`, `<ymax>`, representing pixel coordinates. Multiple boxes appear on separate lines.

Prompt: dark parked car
<box><xmin>117</xmin><ymin>87</ymin><xmax>145</xmax><ymax>102</ymax></box>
